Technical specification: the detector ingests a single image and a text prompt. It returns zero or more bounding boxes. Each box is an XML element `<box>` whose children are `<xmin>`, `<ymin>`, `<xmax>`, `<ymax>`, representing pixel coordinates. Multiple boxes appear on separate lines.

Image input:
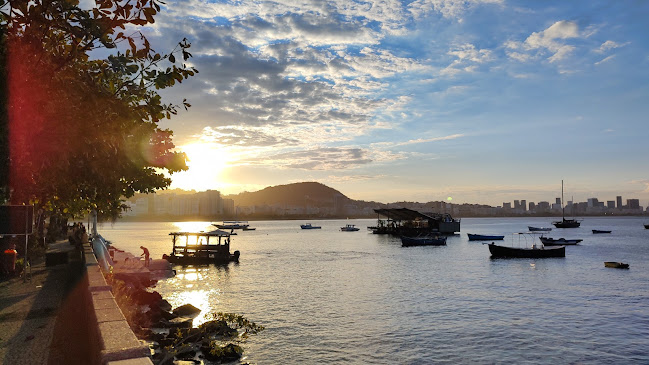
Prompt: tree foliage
<box><xmin>0</xmin><ymin>0</ymin><xmax>197</xmax><ymax>225</ymax></box>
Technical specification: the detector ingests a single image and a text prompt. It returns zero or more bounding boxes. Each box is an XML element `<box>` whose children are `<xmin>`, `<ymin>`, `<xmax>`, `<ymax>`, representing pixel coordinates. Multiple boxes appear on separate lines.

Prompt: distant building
<box><xmin>617</xmin><ymin>196</ymin><xmax>623</xmax><ymax>209</ymax></box>
<box><xmin>537</xmin><ymin>201</ymin><xmax>550</xmax><ymax>212</ymax></box>
<box><xmin>528</xmin><ymin>202</ymin><xmax>535</xmax><ymax>212</ymax></box>
<box><xmin>503</xmin><ymin>202</ymin><xmax>511</xmax><ymax>210</ymax></box>
<box><xmin>627</xmin><ymin>199</ymin><xmax>640</xmax><ymax>210</ymax></box>
<box><xmin>520</xmin><ymin>200</ymin><xmax>526</xmax><ymax>212</ymax></box>
<box><xmin>587</xmin><ymin>198</ymin><xmax>599</xmax><ymax>208</ymax></box>
<box><xmin>607</xmin><ymin>201</ymin><xmax>616</xmax><ymax>209</ymax></box>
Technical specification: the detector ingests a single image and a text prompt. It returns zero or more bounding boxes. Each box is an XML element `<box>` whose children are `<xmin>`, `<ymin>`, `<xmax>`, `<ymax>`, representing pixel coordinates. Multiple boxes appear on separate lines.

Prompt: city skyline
<box><xmin>98</xmin><ymin>0</ymin><xmax>649</xmax><ymax>206</ymax></box>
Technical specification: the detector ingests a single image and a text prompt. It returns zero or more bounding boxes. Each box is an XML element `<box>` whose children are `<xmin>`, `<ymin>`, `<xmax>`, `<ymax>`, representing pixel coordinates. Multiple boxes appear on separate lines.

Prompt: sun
<box><xmin>170</xmin><ymin>142</ymin><xmax>229</xmax><ymax>191</ymax></box>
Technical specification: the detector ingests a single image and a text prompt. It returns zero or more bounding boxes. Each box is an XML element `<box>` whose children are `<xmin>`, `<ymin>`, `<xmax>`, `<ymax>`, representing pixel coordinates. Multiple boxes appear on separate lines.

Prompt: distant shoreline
<box><xmin>108</xmin><ymin>213</ymin><xmax>648</xmax><ymax>223</ymax></box>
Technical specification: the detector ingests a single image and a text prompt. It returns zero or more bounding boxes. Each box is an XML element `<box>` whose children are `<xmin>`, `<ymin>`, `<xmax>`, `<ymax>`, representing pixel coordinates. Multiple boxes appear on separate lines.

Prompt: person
<box><xmin>140</xmin><ymin>246</ymin><xmax>150</xmax><ymax>267</ymax></box>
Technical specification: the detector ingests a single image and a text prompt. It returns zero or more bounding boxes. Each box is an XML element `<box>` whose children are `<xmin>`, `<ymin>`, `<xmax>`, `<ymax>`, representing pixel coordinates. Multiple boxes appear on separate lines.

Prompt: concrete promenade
<box><xmin>0</xmin><ymin>240</ymin><xmax>91</xmax><ymax>364</ymax></box>
<box><xmin>0</xmin><ymin>238</ymin><xmax>154</xmax><ymax>365</ymax></box>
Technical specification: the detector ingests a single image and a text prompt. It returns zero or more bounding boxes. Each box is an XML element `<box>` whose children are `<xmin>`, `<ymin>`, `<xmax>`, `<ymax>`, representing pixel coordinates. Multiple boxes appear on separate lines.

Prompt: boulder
<box><xmin>168</xmin><ymin>316</ymin><xmax>193</xmax><ymax>329</ymax></box>
<box><xmin>172</xmin><ymin>303</ymin><xmax>201</xmax><ymax>318</ymax></box>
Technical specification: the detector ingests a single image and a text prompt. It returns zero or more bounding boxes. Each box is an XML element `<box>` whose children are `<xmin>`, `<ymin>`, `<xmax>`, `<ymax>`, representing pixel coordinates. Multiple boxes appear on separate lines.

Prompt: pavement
<box><xmin>0</xmin><ymin>240</ymin><xmax>91</xmax><ymax>365</ymax></box>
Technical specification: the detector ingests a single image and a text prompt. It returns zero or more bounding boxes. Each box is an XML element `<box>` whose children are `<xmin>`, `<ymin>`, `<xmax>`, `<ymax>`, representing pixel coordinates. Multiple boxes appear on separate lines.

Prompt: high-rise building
<box><xmin>627</xmin><ymin>199</ymin><xmax>640</xmax><ymax>210</ymax></box>
<box><xmin>607</xmin><ymin>201</ymin><xmax>615</xmax><ymax>209</ymax></box>
<box><xmin>521</xmin><ymin>200</ymin><xmax>527</xmax><ymax>212</ymax></box>
<box><xmin>529</xmin><ymin>202</ymin><xmax>535</xmax><ymax>212</ymax></box>
<box><xmin>617</xmin><ymin>196</ymin><xmax>622</xmax><ymax>209</ymax></box>
<box><xmin>503</xmin><ymin>202</ymin><xmax>511</xmax><ymax>210</ymax></box>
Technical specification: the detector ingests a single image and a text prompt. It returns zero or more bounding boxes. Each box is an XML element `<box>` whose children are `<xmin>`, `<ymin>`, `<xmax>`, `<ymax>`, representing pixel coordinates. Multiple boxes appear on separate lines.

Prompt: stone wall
<box><xmin>83</xmin><ymin>238</ymin><xmax>153</xmax><ymax>365</ymax></box>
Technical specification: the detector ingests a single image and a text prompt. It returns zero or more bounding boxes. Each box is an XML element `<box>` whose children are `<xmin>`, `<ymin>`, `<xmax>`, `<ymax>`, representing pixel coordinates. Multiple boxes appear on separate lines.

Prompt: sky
<box><xmin>123</xmin><ymin>0</ymin><xmax>649</xmax><ymax>206</ymax></box>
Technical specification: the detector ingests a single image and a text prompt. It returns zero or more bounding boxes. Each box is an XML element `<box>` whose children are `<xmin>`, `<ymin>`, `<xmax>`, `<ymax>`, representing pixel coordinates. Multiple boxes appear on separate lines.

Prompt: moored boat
<box><xmin>401</xmin><ymin>235</ymin><xmax>447</xmax><ymax>247</ymax></box>
<box><xmin>604</xmin><ymin>262</ymin><xmax>629</xmax><ymax>269</ymax></box>
<box><xmin>528</xmin><ymin>226</ymin><xmax>552</xmax><ymax>232</ymax></box>
<box><xmin>163</xmin><ymin>230</ymin><xmax>240</xmax><ymax>265</ymax></box>
<box><xmin>592</xmin><ymin>230</ymin><xmax>611</xmax><ymax>234</ymax></box>
<box><xmin>213</xmin><ymin>221</ymin><xmax>250</xmax><ymax>230</ymax></box>
<box><xmin>340</xmin><ymin>224</ymin><xmax>360</xmax><ymax>232</ymax></box>
<box><xmin>552</xmin><ymin>180</ymin><xmax>581</xmax><ymax>228</ymax></box>
<box><xmin>301</xmin><ymin>223</ymin><xmax>321</xmax><ymax>229</ymax></box>
<box><xmin>468</xmin><ymin>233</ymin><xmax>505</xmax><ymax>241</ymax></box>
<box><xmin>539</xmin><ymin>237</ymin><xmax>582</xmax><ymax>246</ymax></box>
<box><xmin>488</xmin><ymin>242</ymin><xmax>565</xmax><ymax>258</ymax></box>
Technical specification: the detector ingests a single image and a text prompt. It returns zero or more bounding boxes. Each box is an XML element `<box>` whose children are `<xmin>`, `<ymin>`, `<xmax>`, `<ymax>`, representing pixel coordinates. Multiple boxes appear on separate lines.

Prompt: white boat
<box><xmin>301</xmin><ymin>223</ymin><xmax>321</xmax><ymax>229</ymax></box>
<box><xmin>213</xmin><ymin>221</ymin><xmax>249</xmax><ymax>230</ymax></box>
<box><xmin>528</xmin><ymin>226</ymin><xmax>552</xmax><ymax>232</ymax></box>
<box><xmin>340</xmin><ymin>224</ymin><xmax>360</xmax><ymax>232</ymax></box>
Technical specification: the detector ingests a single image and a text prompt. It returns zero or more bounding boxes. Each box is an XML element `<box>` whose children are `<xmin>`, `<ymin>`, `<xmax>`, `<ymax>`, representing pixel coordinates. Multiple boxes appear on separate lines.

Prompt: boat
<box><xmin>592</xmin><ymin>230</ymin><xmax>611</xmax><ymax>234</ymax></box>
<box><xmin>340</xmin><ymin>224</ymin><xmax>360</xmax><ymax>232</ymax></box>
<box><xmin>488</xmin><ymin>243</ymin><xmax>565</xmax><ymax>258</ymax></box>
<box><xmin>243</xmin><ymin>227</ymin><xmax>256</xmax><ymax>231</ymax></box>
<box><xmin>213</xmin><ymin>221</ymin><xmax>249</xmax><ymax>230</ymax></box>
<box><xmin>300</xmin><ymin>223</ymin><xmax>321</xmax><ymax>229</ymax></box>
<box><xmin>488</xmin><ymin>232</ymin><xmax>565</xmax><ymax>258</ymax></box>
<box><xmin>528</xmin><ymin>226</ymin><xmax>552</xmax><ymax>232</ymax></box>
<box><xmin>467</xmin><ymin>233</ymin><xmax>505</xmax><ymax>241</ymax></box>
<box><xmin>604</xmin><ymin>262</ymin><xmax>629</xmax><ymax>269</ymax></box>
<box><xmin>539</xmin><ymin>237</ymin><xmax>582</xmax><ymax>246</ymax></box>
<box><xmin>552</xmin><ymin>180</ymin><xmax>581</xmax><ymax>228</ymax></box>
<box><xmin>401</xmin><ymin>235</ymin><xmax>447</xmax><ymax>247</ymax></box>
<box><xmin>644</xmin><ymin>224</ymin><xmax>649</xmax><ymax>229</ymax></box>
<box><xmin>163</xmin><ymin>230</ymin><xmax>240</xmax><ymax>265</ymax></box>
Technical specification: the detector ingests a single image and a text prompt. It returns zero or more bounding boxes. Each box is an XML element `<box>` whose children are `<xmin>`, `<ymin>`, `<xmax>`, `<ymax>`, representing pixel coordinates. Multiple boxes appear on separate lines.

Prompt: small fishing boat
<box><xmin>213</xmin><ymin>221</ymin><xmax>250</xmax><ymax>230</ymax></box>
<box><xmin>644</xmin><ymin>224</ymin><xmax>649</xmax><ymax>229</ymax></box>
<box><xmin>488</xmin><ymin>243</ymin><xmax>565</xmax><ymax>258</ymax></box>
<box><xmin>539</xmin><ymin>237</ymin><xmax>582</xmax><ymax>246</ymax></box>
<box><xmin>401</xmin><ymin>235</ymin><xmax>447</xmax><ymax>247</ymax></box>
<box><xmin>468</xmin><ymin>233</ymin><xmax>505</xmax><ymax>241</ymax></box>
<box><xmin>604</xmin><ymin>262</ymin><xmax>629</xmax><ymax>269</ymax></box>
<box><xmin>340</xmin><ymin>224</ymin><xmax>360</xmax><ymax>232</ymax></box>
<box><xmin>300</xmin><ymin>223</ymin><xmax>321</xmax><ymax>229</ymax></box>
<box><xmin>163</xmin><ymin>230</ymin><xmax>240</xmax><ymax>265</ymax></box>
<box><xmin>488</xmin><ymin>232</ymin><xmax>565</xmax><ymax>258</ymax></box>
<box><xmin>592</xmin><ymin>230</ymin><xmax>611</xmax><ymax>234</ymax></box>
<box><xmin>528</xmin><ymin>226</ymin><xmax>552</xmax><ymax>232</ymax></box>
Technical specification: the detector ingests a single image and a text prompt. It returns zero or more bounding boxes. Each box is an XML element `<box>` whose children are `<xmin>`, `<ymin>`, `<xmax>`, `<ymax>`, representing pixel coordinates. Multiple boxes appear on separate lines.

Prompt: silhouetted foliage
<box><xmin>0</xmin><ymin>0</ymin><xmax>197</xmax><ymax>226</ymax></box>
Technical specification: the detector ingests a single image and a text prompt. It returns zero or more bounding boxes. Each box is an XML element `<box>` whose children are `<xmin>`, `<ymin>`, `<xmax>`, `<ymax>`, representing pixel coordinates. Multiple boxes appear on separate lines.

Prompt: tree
<box><xmin>1</xmin><ymin>0</ymin><xmax>197</xmax><ymax>237</ymax></box>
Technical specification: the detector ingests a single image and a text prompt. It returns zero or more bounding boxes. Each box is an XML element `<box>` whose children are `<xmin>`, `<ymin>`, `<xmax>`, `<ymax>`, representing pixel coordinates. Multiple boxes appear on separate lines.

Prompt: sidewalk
<box><xmin>0</xmin><ymin>240</ymin><xmax>91</xmax><ymax>365</ymax></box>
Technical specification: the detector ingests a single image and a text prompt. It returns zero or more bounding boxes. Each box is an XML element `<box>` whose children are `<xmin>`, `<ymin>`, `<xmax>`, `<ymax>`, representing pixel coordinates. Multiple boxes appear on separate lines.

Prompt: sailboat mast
<box><xmin>561</xmin><ymin>180</ymin><xmax>565</xmax><ymax>220</ymax></box>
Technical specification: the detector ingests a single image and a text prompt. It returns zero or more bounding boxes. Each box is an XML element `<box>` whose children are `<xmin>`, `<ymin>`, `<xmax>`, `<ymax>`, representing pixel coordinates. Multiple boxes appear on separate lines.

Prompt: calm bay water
<box><xmin>99</xmin><ymin>217</ymin><xmax>649</xmax><ymax>364</ymax></box>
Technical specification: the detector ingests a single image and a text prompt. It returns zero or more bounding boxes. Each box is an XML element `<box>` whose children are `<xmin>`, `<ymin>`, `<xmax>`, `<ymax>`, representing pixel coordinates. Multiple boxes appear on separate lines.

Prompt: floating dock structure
<box><xmin>370</xmin><ymin>208</ymin><xmax>461</xmax><ymax>236</ymax></box>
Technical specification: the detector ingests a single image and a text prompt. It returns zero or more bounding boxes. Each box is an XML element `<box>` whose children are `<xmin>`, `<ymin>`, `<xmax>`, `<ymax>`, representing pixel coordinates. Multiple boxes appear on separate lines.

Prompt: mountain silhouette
<box><xmin>224</xmin><ymin>182</ymin><xmax>350</xmax><ymax>207</ymax></box>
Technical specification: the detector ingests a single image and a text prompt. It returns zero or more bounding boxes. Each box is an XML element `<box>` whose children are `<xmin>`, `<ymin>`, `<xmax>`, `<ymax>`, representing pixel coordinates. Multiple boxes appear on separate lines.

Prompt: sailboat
<box><xmin>552</xmin><ymin>180</ymin><xmax>581</xmax><ymax>228</ymax></box>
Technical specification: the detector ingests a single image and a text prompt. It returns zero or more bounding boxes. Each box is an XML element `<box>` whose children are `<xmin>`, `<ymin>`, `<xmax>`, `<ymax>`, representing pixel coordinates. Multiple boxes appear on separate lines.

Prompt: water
<box><xmin>99</xmin><ymin>217</ymin><xmax>649</xmax><ymax>364</ymax></box>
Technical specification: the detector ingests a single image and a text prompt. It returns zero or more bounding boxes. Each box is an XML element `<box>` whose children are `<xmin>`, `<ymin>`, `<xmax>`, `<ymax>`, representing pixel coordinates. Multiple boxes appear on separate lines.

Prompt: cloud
<box><xmin>505</xmin><ymin>20</ymin><xmax>582</xmax><ymax>63</ymax></box>
<box><xmin>408</xmin><ymin>0</ymin><xmax>503</xmax><ymax>21</ymax></box>
<box><xmin>595</xmin><ymin>40</ymin><xmax>627</xmax><ymax>53</ymax></box>
<box><xmin>595</xmin><ymin>55</ymin><xmax>615</xmax><ymax>65</ymax></box>
<box><xmin>239</xmin><ymin>147</ymin><xmax>405</xmax><ymax>170</ymax></box>
<box><xmin>441</xmin><ymin>43</ymin><xmax>493</xmax><ymax>75</ymax></box>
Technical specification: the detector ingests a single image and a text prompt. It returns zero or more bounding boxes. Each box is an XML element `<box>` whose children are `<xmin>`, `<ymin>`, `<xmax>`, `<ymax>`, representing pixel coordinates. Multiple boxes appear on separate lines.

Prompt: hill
<box><xmin>224</xmin><ymin>182</ymin><xmax>350</xmax><ymax>208</ymax></box>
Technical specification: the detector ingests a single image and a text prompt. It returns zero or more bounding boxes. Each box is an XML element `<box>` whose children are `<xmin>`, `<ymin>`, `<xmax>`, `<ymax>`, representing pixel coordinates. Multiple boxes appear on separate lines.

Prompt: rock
<box><xmin>200</xmin><ymin>343</ymin><xmax>243</xmax><ymax>362</ymax></box>
<box><xmin>168</xmin><ymin>316</ymin><xmax>193</xmax><ymax>329</ymax></box>
<box><xmin>172</xmin><ymin>303</ymin><xmax>201</xmax><ymax>318</ymax></box>
<box><xmin>159</xmin><ymin>299</ymin><xmax>173</xmax><ymax>312</ymax></box>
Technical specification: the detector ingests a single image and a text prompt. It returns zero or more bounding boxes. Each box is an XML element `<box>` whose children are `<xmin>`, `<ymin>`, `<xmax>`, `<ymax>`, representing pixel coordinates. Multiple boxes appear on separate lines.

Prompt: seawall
<box><xmin>83</xmin><ymin>236</ymin><xmax>153</xmax><ymax>365</ymax></box>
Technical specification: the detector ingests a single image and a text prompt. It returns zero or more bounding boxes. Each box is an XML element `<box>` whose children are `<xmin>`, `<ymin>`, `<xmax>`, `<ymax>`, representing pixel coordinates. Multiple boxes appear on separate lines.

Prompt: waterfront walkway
<box><xmin>0</xmin><ymin>240</ymin><xmax>92</xmax><ymax>365</ymax></box>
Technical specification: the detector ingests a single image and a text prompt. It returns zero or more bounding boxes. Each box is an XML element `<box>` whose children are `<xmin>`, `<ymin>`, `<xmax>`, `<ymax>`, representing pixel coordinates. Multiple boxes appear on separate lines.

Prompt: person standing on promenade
<box><xmin>140</xmin><ymin>246</ymin><xmax>150</xmax><ymax>267</ymax></box>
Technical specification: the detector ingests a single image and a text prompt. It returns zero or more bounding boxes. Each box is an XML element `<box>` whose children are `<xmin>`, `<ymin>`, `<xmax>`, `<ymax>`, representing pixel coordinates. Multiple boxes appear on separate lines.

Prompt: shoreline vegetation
<box><xmin>108</xmin><ymin>274</ymin><xmax>264</xmax><ymax>364</ymax></box>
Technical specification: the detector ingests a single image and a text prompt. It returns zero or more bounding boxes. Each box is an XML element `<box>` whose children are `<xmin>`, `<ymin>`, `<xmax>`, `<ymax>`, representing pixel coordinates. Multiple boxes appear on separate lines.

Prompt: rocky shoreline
<box><xmin>107</xmin><ymin>269</ymin><xmax>263</xmax><ymax>364</ymax></box>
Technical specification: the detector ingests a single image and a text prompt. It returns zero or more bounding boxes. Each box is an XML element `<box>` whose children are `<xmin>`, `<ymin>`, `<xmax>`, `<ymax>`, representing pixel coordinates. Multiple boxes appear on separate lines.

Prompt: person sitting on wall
<box><xmin>140</xmin><ymin>246</ymin><xmax>150</xmax><ymax>267</ymax></box>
